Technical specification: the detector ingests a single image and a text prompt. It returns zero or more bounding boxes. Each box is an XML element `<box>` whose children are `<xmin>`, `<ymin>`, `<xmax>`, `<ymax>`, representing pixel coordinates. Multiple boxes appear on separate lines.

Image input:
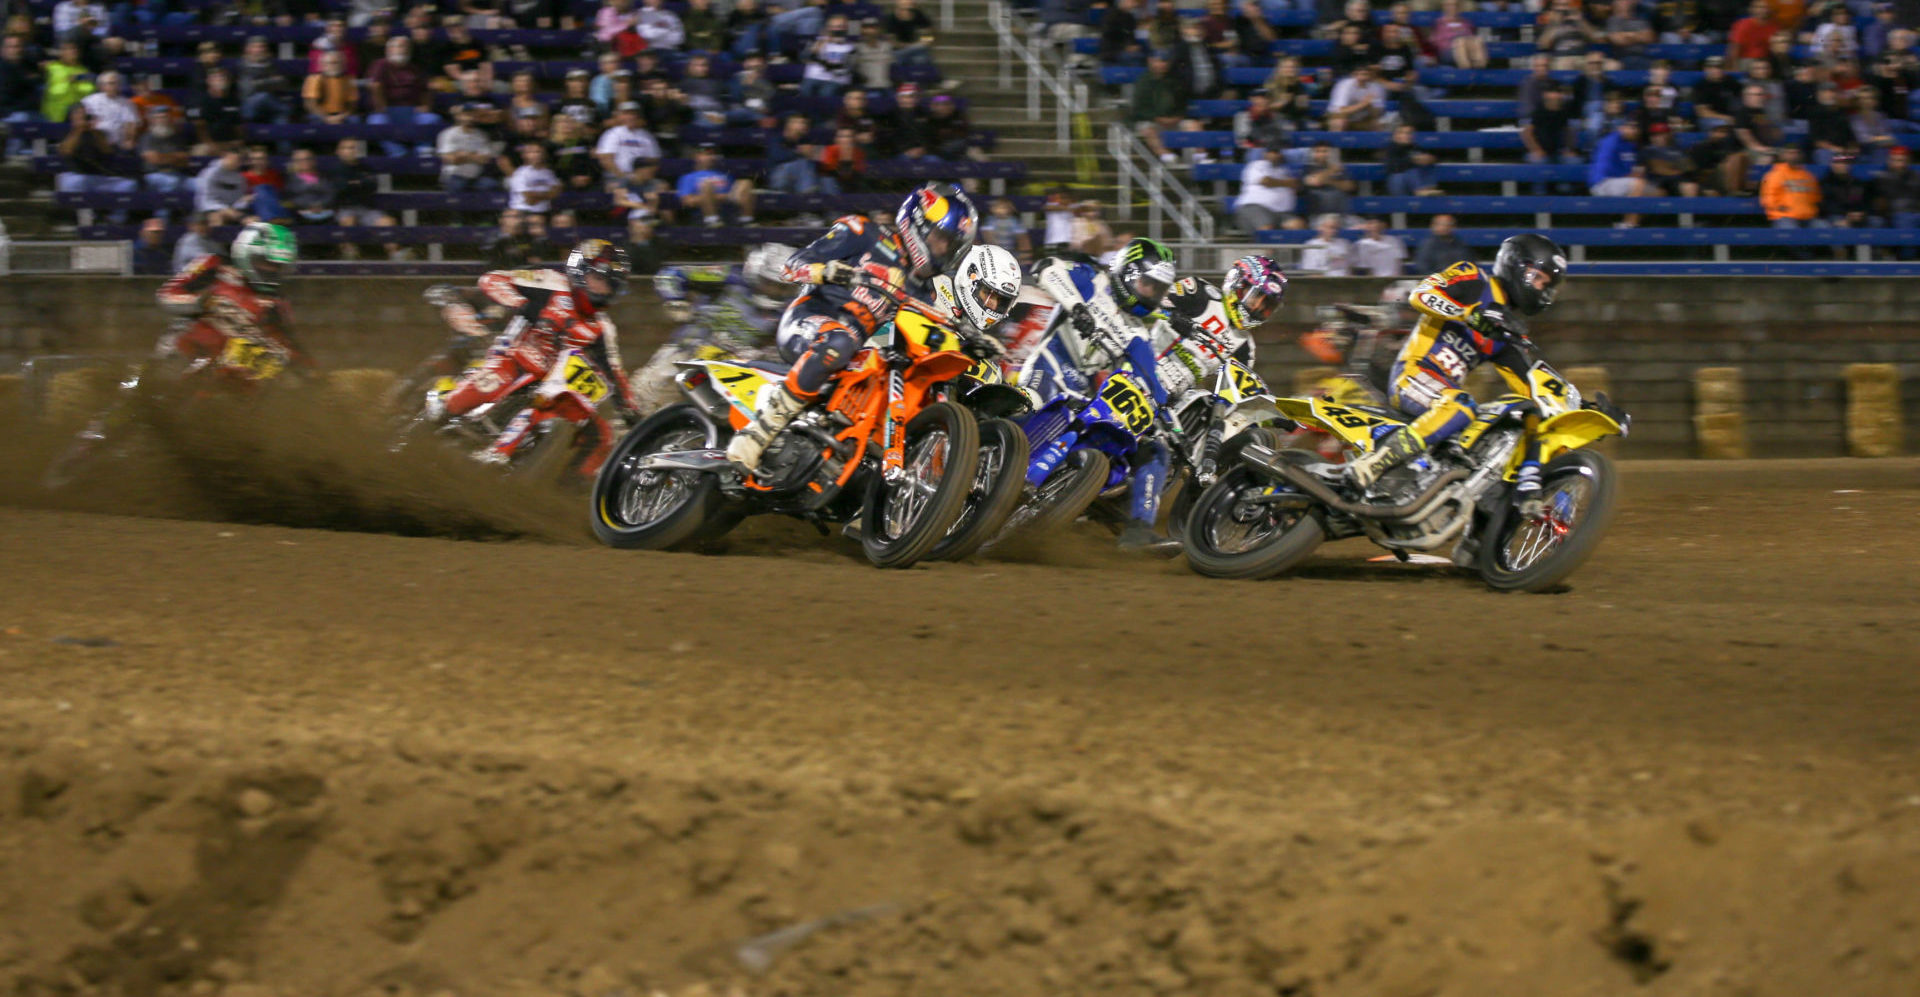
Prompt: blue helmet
<box><xmin>895</xmin><ymin>183</ymin><xmax>978</xmax><ymax>279</ymax></box>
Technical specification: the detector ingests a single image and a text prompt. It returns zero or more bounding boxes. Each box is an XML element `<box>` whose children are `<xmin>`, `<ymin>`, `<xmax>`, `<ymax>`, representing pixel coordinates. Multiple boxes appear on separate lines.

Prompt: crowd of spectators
<box><xmin>1058</xmin><ymin>0</ymin><xmax>1920</xmax><ymax>266</ymax></box>
<box><xmin>2</xmin><ymin>0</ymin><xmax>998</xmax><ymax>270</ymax></box>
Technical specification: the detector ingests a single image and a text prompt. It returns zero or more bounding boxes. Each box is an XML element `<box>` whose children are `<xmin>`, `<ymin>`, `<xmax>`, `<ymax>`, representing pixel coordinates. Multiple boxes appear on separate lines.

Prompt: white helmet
<box><xmin>954</xmin><ymin>244</ymin><xmax>1022</xmax><ymax>334</ymax></box>
<box><xmin>743</xmin><ymin>243</ymin><xmax>797</xmax><ymax>310</ymax></box>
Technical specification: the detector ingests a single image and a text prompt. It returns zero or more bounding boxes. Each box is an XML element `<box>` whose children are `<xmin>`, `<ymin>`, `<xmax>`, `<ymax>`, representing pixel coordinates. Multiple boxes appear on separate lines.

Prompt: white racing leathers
<box><xmin>1013</xmin><ymin>256</ymin><xmax>1161</xmax><ymax>404</ymax></box>
<box><xmin>1150</xmin><ymin>276</ymin><xmax>1255</xmax><ymax>399</ymax></box>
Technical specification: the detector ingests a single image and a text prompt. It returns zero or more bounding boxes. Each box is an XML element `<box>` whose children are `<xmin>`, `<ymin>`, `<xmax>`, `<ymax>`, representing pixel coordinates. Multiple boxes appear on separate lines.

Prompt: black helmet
<box><xmin>1109</xmin><ymin>237</ymin><xmax>1177</xmax><ymax>317</ymax></box>
<box><xmin>565</xmin><ymin>238</ymin><xmax>631</xmax><ymax>310</ymax></box>
<box><xmin>1492</xmin><ymin>233</ymin><xmax>1566</xmax><ymax>316</ymax></box>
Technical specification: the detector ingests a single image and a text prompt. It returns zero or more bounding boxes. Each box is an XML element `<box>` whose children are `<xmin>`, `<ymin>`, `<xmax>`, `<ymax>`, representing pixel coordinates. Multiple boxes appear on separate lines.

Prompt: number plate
<box><xmin>1227</xmin><ymin>360</ymin><xmax>1265</xmax><ymax>400</ymax></box>
<box><xmin>219</xmin><ymin>337</ymin><xmax>284</xmax><ymax>379</ymax></box>
<box><xmin>562</xmin><ymin>354</ymin><xmax>611</xmax><ymax>403</ymax></box>
<box><xmin>1095</xmin><ymin>373</ymin><xmax>1154</xmax><ymax>435</ymax></box>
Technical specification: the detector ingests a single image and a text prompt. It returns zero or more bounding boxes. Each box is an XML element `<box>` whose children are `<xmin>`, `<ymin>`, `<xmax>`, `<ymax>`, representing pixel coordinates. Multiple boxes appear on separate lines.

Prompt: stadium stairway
<box><xmin>942</xmin><ymin>0</ymin><xmax>1118</xmax><ymax>201</ymax></box>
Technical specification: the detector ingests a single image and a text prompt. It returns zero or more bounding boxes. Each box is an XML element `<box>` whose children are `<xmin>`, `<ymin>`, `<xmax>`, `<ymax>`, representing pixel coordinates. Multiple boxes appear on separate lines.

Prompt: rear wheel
<box><xmin>1183</xmin><ymin>465</ymin><xmax>1324</xmax><ymax>580</ymax></box>
<box><xmin>1007</xmin><ymin>447</ymin><xmax>1111</xmax><ymax>539</ymax></box>
<box><xmin>511</xmin><ymin>419</ymin><xmax>580</xmax><ymax>487</ymax></box>
<box><xmin>927</xmin><ymin>416</ymin><xmax>1030</xmax><ymax>562</ymax></box>
<box><xmin>1476</xmin><ymin>449</ymin><xmax>1618</xmax><ymax>593</ymax></box>
<box><xmin>861</xmin><ymin>401</ymin><xmax>981</xmax><ymax>569</ymax></box>
<box><xmin>590</xmin><ymin>405</ymin><xmax>739</xmax><ymax>550</ymax></box>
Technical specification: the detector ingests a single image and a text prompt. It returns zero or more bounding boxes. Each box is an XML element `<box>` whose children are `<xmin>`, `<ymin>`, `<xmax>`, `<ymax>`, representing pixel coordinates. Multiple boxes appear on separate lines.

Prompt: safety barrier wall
<box><xmin>3</xmin><ymin>275</ymin><xmax>1915</xmax><ymax>457</ymax></box>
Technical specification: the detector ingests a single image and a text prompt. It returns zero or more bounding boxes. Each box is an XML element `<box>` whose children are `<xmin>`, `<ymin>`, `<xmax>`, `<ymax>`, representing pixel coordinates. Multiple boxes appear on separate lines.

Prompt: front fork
<box><xmin>881</xmin><ymin>367</ymin><xmax>908</xmax><ymax>481</ymax></box>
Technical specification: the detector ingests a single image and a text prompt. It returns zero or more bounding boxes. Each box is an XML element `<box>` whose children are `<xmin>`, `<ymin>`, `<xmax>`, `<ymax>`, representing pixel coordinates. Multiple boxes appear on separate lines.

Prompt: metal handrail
<box><xmin>1108</xmin><ymin>123</ymin><xmax>1216</xmax><ymax>261</ymax></box>
<box><xmin>986</xmin><ymin>0</ymin><xmax>1081</xmax><ymax>149</ymax></box>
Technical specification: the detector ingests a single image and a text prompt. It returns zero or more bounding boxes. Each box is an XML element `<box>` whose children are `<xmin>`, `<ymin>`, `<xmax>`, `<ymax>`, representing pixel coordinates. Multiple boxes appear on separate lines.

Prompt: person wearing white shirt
<box><xmin>1234</xmin><ymin>144</ymin><xmax>1298</xmax><ymax>232</ymax></box>
<box><xmin>53</xmin><ymin>1</ymin><xmax>109</xmax><ymax>40</ymax></box>
<box><xmin>1812</xmin><ymin>9</ymin><xmax>1859</xmax><ymax>63</ymax></box>
<box><xmin>635</xmin><ymin>0</ymin><xmax>686</xmax><ymax>50</ymax></box>
<box><xmin>507</xmin><ymin>144</ymin><xmax>560</xmax><ymax>214</ymax></box>
<box><xmin>1326</xmin><ymin>65</ymin><xmax>1389</xmax><ymax>132</ymax></box>
<box><xmin>80</xmin><ymin>72</ymin><xmax>140</xmax><ymax>148</ymax></box>
<box><xmin>594</xmin><ymin>103</ymin><xmax>663</xmax><ymax>177</ymax></box>
<box><xmin>1351</xmin><ymin>218</ymin><xmax>1407</xmax><ymax>276</ymax></box>
<box><xmin>1298</xmin><ymin>213</ymin><xmax>1353</xmax><ymax>276</ymax></box>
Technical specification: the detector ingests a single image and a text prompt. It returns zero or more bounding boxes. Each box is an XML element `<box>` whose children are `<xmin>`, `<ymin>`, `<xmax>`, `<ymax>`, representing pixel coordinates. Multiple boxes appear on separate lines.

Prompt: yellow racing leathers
<box><xmin>1387</xmin><ymin>261</ymin><xmax>1532</xmax><ymax>447</ymax></box>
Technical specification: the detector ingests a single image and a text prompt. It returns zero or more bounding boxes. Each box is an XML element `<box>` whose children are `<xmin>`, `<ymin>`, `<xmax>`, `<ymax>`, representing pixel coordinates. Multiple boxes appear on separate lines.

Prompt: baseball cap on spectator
<box><xmin>896</xmin><ymin>82</ymin><xmax>919</xmax><ymax>98</ymax></box>
<box><xmin>618</xmin><ymin>101</ymin><xmax>642</xmax><ymax>112</ymax></box>
<box><xmin>514</xmin><ymin>105</ymin><xmax>543</xmax><ymax>119</ymax></box>
<box><xmin>567</xmin><ymin>68</ymin><xmax>590</xmax><ymax>80</ymax></box>
<box><xmin>1649</xmin><ymin>122</ymin><xmax>1669</xmax><ymax>135</ymax></box>
<box><xmin>1704</xmin><ymin>55</ymin><xmax>1723</xmax><ymax>66</ymax></box>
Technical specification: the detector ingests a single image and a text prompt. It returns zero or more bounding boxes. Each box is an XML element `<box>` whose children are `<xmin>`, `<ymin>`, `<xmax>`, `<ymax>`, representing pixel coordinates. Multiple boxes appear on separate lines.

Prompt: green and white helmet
<box><xmin>231</xmin><ymin>222</ymin><xmax>298</xmax><ymax>295</ymax></box>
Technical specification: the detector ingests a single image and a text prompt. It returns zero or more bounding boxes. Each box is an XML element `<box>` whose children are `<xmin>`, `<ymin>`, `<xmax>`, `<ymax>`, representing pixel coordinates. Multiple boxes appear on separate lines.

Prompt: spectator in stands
<box><xmin>622</xmin><ymin>215</ymin><xmax>663</xmax><ymax>276</ymax></box>
<box><xmin>1518</xmin><ymin>55</ymin><xmax>1555</xmax><ymax>117</ymax></box>
<box><xmin>1761</xmin><ymin>143</ymin><xmax>1822</xmax><ymax>243</ymax></box>
<box><xmin>186</xmin><ymin>40</ymin><xmax>223</xmax><ymax>93</ymax></box>
<box><xmin>1299</xmin><ymin>214</ymin><xmax>1353</xmax><ymax>276</ymax></box>
<box><xmin>1385</xmin><ymin>123</ymin><xmax>1439</xmax><ymax>196</ymax></box>
<box><xmin>1326</xmin><ymin>64</ymin><xmax>1388</xmax><ymax>132</ymax></box>
<box><xmin>1852</xmin><ymin>88</ymin><xmax>1898</xmax><ymax>167</ymax></box>
<box><xmin>1235</xmin><ymin>93</ymin><xmax>1289</xmax><ymax>158</ymax></box>
<box><xmin>1590</xmin><ymin>118</ymin><xmax>1648</xmax><ymax>226</ymax></box>
<box><xmin>636</xmin><ymin>76</ymin><xmax>691</xmax><ymax>154</ymax></box>
<box><xmin>1070</xmin><ymin>200</ymin><xmax>1117</xmax><ymax>259</ymax></box>
<box><xmin>130</xmin><ymin>75</ymin><xmax>179</xmax><ymax>132</ymax></box>
<box><xmin>981</xmin><ymin>196</ymin><xmax>1033</xmax><ymax>262</ymax></box>
<box><xmin>236</xmin><ymin>36</ymin><xmax>292</xmax><ymax>125</ymax></box>
<box><xmin>821</xmin><ymin>126</ymin><xmax>866</xmax><ymax>192</ymax></box>
<box><xmin>1432</xmin><ymin>0</ymin><xmax>1488</xmax><ymax>68</ymax></box>
<box><xmin>612</xmin><ymin>158</ymin><xmax>667</xmax><ymax>220</ymax></box>
<box><xmin>550</xmin><ymin>117</ymin><xmax>602</xmax><ymax>193</ymax></box>
<box><xmin>486</xmin><ymin>209</ymin><xmax>537</xmax><ymax>267</ymax></box>
<box><xmin>1784</xmin><ymin>60</ymin><xmax>1820</xmax><ymax>120</ymax></box>
<box><xmin>303</xmin><ymin>50</ymin><xmax>361</xmax><ymax>125</ymax></box>
<box><xmin>596</xmin><ymin>0</ymin><xmax>643</xmax><ymax>51</ymax></box>
<box><xmin>438</xmin><ymin>69</ymin><xmax>508</xmax><ymax>130</ymax></box>
<box><xmin>1233</xmin><ymin>142</ymin><xmax>1298</xmax><ymax>233</ymax></box>
<box><xmin>133</xmin><ymin>217</ymin><xmax>171</xmax><ymax>275</ymax></box>
<box><xmin>1689</xmin><ymin>56</ymin><xmax>1740</xmax><ymax>129</ymax></box>
<box><xmin>1330</xmin><ymin>24</ymin><xmax>1376</xmax><ymax>78</ymax></box>
<box><xmin>765</xmin><ymin>113</ymin><xmax>824</xmax><ymax>193</ymax></box>
<box><xmin>1540</xmin><ymin>0</ymin><xmax>1605</xmax><ymax>71</ymax></box>
<box><xmin>549</xmin><ymin>210</ymin><xmax>580</xmax><ymax>252</ymax></box>
<box><xmin>1872</xmin><ymin>145</ymin><xmax>1920</xmax><ymax>238</ymax></box>
<box><xmin>836</xmin><ymin>88</ymin><xmax>879</xmax><ymax>146</ymax></box>
<box><xmin>326</xmin><ymin>137</ymin><xmax>400</xmax><ymax>259</ymax></box>
<box><xmin>590</xmin><ymin>54</ymin><xmax>626</xmax><ymax>114</ymax></box>
<box><xmin>1810</xmin><ymin>6</ymin><xmax>1860</xmax><ymax>64</ymax></box>
<box><xmin>1688</xmin><ymin>120</ymin><xmax>1742</xmax><ymax>193</ymax></box>
<box><xmin>367</xmin><ymin>36</ymin><xmax>442</xmax><ymax>155</ymax></box>
<box><xmin>1323</xmin><ymin>0</ymin><xmax>1377</xmax><ymax>46</ymax></box>
<box><xmin>1300</xmin><ymin>142</ymin><xmax>1355</xmax><ymax>219</ymax></box>
<box><xmin>56</xmin><ymin>105</ymin><xmax>136</xmax><ymax>205</ymax></box>
<box><xmin>885</xmin><ymin>0</ymin><xmax>938</xmax><ymax>69</ymax></box>
<box><xmin>139</xmin><ymin>106</ymin><xmax>192</xmax><ymax>201</ymax></box>
<box><xmin>887</xmin><ymin>82</ymin><xmax>934</xmax><ymax>157</ymax></box>
<box><xmin>1375</xmin><ymin>23</ymin><xmax>1420</xmax><ymax>80</ymax></box>
<box><xmin>596</xmin><ymin>101</ymin><xmax>661</xmax><ymax>177</ymax></box>
<box><xmin>1728</xmin><ymin>1</ymin><xmax>1777</xmax><ymax>63</ymax></box>
<box><xmin>437</xmin><ymin>104</ymin><xmax>500</xmax><ymax>192</ymax></box>
<box><xmin>493</xmin><ymin>108</ymin><xmax>552</xmax><ymax>173</ymax></box>
<box><xmin>729</xmin><ymin>54</ymin><xmax>777</xmax><ymax>126</ymax></box>
<box><xmin>1821</xmin><ymin>152</ymin><xmax>1871</xmax><ymax>232</ymax></box>
<box><xmin>1731</xmin><ymin>82</ymin><xmax>1787</xmax><ymax>192</ymax></box>
<box><xmin>1523</xmin><ymin>86</ymin><xmax>1583</xmax><ymax>179</ymax></box>
<box><xmin>351</xmin><ymin>0</ymin><xmax>398</xmax><ymax>29</ymax></box>
<box><xmin>1100</xmin><ymin>0</ymin><xmax>1144</xmax><ymax>66</ymax></box>
<box><xmin>355</xmin><ymin>18</ymin><xmax>392</xmax><ymax>79</ymax></box>
<box><xmin>173</xmin><ymin>212</ymin><xmax>220</xmax><ymax>271</ymax></box>
<box><xmin>928</xmin><ymin>94</ymin><xmax>978</xmax><ymax>160</ymax></box>
<box><xmin>680</xmin><ymin>0</ymin><xmax>725</xmax><ymax>51</ymax></box>
<box><xmin>1170</xmin><ymin>20</ymin><xmax>1223</xmax><ymax>102</ymax></box>
<box><xmin>773</xmin><ymin>0</ymin><xmax>831</xmax><ymax>53</ymax></box>
<box><xmin>1263</xmin><ymin>56</ymin><xmax>1317</xmax><ymax>132</ymax></box>
<box><xmin>1129</xmin><ymin>51</ymin><xmax>1187</xmax><ymax>164</ymax></box>
<box><xmin>678</xmin><ymin>144</ymin><xmax>755</xmax><ymax>227</ymax></box>
<box><xmin>675</xmin><ymin>55</ymin><xmax>725</xmax><ymax>128</ymax></box>
<box><xmin>78</xmin><ymin>70</ymin><xmax>137</xmax><ymax>149</ymax></box>
<box><xmin>188</xmin><ymin>68</ymin><xmax>243</xmax><ymax>154</ymax></box>
<box><xmin>856</xmin><ymin>21</ymin><xmax>896</xmax><ymax>90</ymax></box>
<box><xmin>309</xmin><ymin>17</ymin><xmax>359</xmax><ymax>77</ymax></box>
<box><xmin>801</xmin><ymin>15</ymin><xmax>857</xmax><ymax>98</ymax></box>
<box><xmin>52</xmin><ymin>0</ymin><xmax>107</xmax><ymax>45</ymax></box>
<box><xmin>0</xmin><ymin>36</ymin><xmax>42</xmax><ymax>151</ymax></box>
<box><xmin>636</xmin><ymin>0</ymin><xmax>686</xmax><ymax>51</ymax></box>
<box><xmin>281</xmin><ymin>148</ymin><xmax>337</xmax><ymax>226</ymax></box>
<box><xmin>243</xmin><ymin>144</ymin><xmax>283</xmax><ymax>191</ymax></box>
<box><xmin>727</xmin><ymin>0</ymin><xmax>773</xmax><ymax>59</ymax></box>
<box><xmin>554</xmin><ymin>69</ymin><xmax>599</xmax><ymax>129</ymax></box>
<box><xmin>1635</xmin><ymin>84</ymin><xmax>1680</xmax><ymax>138</ymax></box>
<box><xmin>1605</xmin><ymin>0</ymin><xmax>1656</xmax><ymax>69</ymax></box>
<box><xmin>1411</xmin><ymin>213</ymin><xmax>1471</xmax><ymax>273</ymax></box>
<box><xmin>194</xmin><ymin>148</ymin><xmax>250</xmax><ymax>225</ymax></box>
<box><xmin>1643</xmin><ymin>122</ymin><xmax>1699</xmax><ymax>195</ymax></box>
<box><xmin>508</xmin><ymin>143</ymin><xmax>560</xmax><ymax>215</ymax></box>
<box><xmin>1041</xmin><ymin>189</ymin><xmax>1074</xmax><ymax>253</ymax></box>
<box><xmin>1353</xmin><ymin>217</ymin><xmax>1407</xmax><ymax>276</ymax></box>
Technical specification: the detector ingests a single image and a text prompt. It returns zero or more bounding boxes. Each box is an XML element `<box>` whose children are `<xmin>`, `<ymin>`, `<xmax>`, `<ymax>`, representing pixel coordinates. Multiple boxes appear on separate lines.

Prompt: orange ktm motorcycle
<box><xmin>589</xmin><ymin>274</ymin><xmax>982</xmax><ymax>569</ymax></box>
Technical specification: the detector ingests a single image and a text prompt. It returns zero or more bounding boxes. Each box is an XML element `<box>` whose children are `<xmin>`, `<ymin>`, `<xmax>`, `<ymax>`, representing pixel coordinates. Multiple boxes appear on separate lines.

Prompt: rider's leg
<box><xmin>1348</xmin><ymin>365</ymin><xmax>1476</xmax><ymax>489</ymax></box>
<box><xmin>1117</xmin><ymin>437</ymin><xmax>1181</xmax><ymax>553</ymax></box>
<box><xmin>726</xmin><ymin>319</ymin><xmax>859</xmax><ymax>471</ymax></box>
<box><xmin>441</xmin><ymin>354</ymin><xmax>520</xmax><ymax>419</ymax></box>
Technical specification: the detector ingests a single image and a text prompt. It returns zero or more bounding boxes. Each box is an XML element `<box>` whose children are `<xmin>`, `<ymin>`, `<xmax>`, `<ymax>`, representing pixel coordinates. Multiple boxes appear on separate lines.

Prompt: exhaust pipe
<box><xmin>1240</xmin><ymin>444</ymin><xmax>1468</xmax><ymax>522</ymax></box>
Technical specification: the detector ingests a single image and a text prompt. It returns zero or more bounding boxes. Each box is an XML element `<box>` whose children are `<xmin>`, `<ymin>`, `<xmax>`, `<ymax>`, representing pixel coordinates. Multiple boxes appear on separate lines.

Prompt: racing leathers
<box><xmin>1152</xmin><ymin>275</ymin><xmax>1255</xmax><ymax>399</ymax></box>
<box><xmin>156</xmin><ymin>253</ymin><xmax>310</xmax><ymax>382</ymax></box>
<box><xmin>439</xmin><ymin>267</ymin><xmax>638</xmax><ymax>468</ymax></box>
<box><xmin>773</xmin><ymin>213</ymin><xmax>888</xmax><ymax>362</ymax></box>
<box><xmin>633</xmin><ymin>266</ymin><xmax>784</xmax><ymax>412</ymax></box>
<box><xmin>1017</xmin><ymin>255</ymin><xmax>1174</xmax><ymax>537</ymax></box>
<box><xmin>1349</xmin><ymin>261</ymin><xmax>1538</xmax><ymax>491</ymax></box>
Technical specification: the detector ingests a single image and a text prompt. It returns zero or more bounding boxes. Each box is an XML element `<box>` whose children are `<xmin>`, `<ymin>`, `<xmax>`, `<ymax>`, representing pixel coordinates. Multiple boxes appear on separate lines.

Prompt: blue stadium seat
<box><xmin>1349</xmin><ymin>196</ymin><xmax>1764</xmax><ymax>217</ymax></box>
<box><xmin>1254</xmin><ymin>227</ymin><xmax>1920</xmax><ymax>247</ymax></box>
<box><xmin>1190</xmin><ymin>162</ymin><xmax>1593</xmax><ymax>184</ymax></box>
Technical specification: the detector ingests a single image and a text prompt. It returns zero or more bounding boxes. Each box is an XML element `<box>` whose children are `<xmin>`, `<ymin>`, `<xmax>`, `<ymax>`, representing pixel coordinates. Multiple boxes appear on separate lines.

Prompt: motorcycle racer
<box><xmin>952</xmin><ymin>242</ymin><xmax>1022</xmax><ymax>337</ymax></box>
<box><xmin>632</xmin><ymin>246</ymin><xmax>793</xmax><ymax>412</ymax></box>
<box><xmin>156</xmin><ymin>222</ymin><xmax>311</xmax><ymax>378</ymax></box>
<box><xmin>1151</xmin><ymin>254</ymin><xmax>1286</xmax><ymax>398</ymax></box>
<box><xmin>437</xmin><ymin>238</ymin><xmax>638</xmax><ymax>467</ymax></box>
<box><xmin>726</xmin><ymin>183</ymin><xmax>979</xmax><ymax>473</ymax></box>
<box><xmin>1346</xmin><ymin>233</ymin><xmax>1618</xmax><ymax>515</ymax></box>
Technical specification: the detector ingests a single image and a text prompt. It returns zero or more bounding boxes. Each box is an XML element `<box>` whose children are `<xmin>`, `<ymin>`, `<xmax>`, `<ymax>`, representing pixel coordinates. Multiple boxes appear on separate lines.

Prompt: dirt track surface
<box><xmin>4</xmin><ymin>457</ymin><xmax>1920</xmax><ymax>997</ymax></box>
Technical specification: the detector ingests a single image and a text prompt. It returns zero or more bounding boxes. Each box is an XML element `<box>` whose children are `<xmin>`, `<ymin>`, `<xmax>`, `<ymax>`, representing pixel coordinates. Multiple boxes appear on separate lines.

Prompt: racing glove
<box><xmin>1581</xmin><ymin>391</ymin><xmax>1630</xmax><ymax>433</ymax></box>
<box><xmin>1468</xmin><ymin>303</ymin><xmax>1522</xmax><ymax>339</ymax></box>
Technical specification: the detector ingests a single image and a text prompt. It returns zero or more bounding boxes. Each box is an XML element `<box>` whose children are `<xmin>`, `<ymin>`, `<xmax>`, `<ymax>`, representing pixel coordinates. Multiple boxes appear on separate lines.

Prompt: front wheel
<box><xmin>1183</xmin><ymin>464</ymin><xmax>1324</xmax><ymax>580</ymax></box>
<box><xmin>1476</xmin><ymin>448</ymin><xmax>1618</xmax><ymax>593</ymax></box>
<box><xmin>927</xmin><ymin>416</ymin><xmax>1030</xmax><ymax>562</ymax></box>
<box><xmin>590</xmin><ymin>404</ymin><xmax>739</xmax><ymax>550</ymax></box>
<box><xmin>1004</xmin><ymin>447</ymin><xmax>1111</xmax><ymax>540</ymax></box>
<box><xmin>861</xmin><ymin>401</ymin><xmax>981</xmax><ymax>569</ymax></box>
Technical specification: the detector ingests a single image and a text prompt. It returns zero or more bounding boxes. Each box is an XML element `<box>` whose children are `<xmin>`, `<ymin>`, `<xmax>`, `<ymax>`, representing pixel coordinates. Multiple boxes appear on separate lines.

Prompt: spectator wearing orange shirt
<box><xmin>820</xmin><ymin>126</ymin><xmax>865</xmax><ymax>193</ymax></box>
<box><xmin>1761</xmin><ymin>144</ymin><xmax>1822</xmax><ymax>229</ymax></box>
<box><xmin>303</xmin><ymin>50</ymin><xmax>360</xmax><ymax>123</ymax></box>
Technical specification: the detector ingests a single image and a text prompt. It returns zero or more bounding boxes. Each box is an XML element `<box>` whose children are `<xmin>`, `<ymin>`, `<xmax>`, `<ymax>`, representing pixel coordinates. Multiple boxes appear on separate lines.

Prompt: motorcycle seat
<box><xmin>741</xmin><ymin>359</ymin><xmax>793</xmax><ymax>376</ymax></box>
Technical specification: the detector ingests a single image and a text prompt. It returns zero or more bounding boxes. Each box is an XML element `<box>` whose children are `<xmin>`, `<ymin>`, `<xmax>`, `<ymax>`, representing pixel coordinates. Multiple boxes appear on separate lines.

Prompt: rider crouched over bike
<box><xmin>157</xmin><ymin>222</ymin><xmax>311</xmax><ymax>381</ymax></box>
<box><xmin>1154</xmin><ymin>254</ymin><xmax>1285</xmax><ymax>397</ymax></box>
<box><xmin>727</xmin><ymin>184</ymin><xmax>979</xmax><ymax>473</ymax></box>
<box><xmin>437</xmin><ymin>239</ymin><xmax>639</xmax><ymax>469</ymax></box>
<box><xmin>1346</xmin><ymin>233</ymin><xmax>1620</xmax><ymax>515</ymax></box>
<box><xmin>632</xmin><ymin>246</ymin><xmax>795</xmax><ymax>412</ymax></box>
<box><xmin>1021</xmin><ymin>237</ymin><xmax>1181</xmax><ymax>553</ymax></box>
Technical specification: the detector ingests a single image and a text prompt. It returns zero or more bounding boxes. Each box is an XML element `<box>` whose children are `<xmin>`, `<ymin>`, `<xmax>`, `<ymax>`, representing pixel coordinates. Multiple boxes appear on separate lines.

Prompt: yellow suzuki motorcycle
<box><xmin>1181</xmin><ymin>359</ymin><xmax>1628</xmax><ymax>592</ymax></box>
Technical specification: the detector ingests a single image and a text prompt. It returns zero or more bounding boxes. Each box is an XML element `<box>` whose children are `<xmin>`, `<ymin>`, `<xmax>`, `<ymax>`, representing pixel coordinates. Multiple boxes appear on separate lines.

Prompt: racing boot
<box><xmin>1116</xmin><ymin>522</ymin><xmax>1183</xmax><ymax>557</ymax></box>
<box><xmin>1345</xmin><ymin>426</ymin><xmax>1424</xmax><ymax>491</ymax></box>
<box><xmin>725</xmin><ymin>382</ymin><xmax>809</xmax><ymax>473</ymax></box>
<box><xmin>1512</xmin><ymin>459</ymin><xmax>1545</xmax><ymax>518</ymax></box>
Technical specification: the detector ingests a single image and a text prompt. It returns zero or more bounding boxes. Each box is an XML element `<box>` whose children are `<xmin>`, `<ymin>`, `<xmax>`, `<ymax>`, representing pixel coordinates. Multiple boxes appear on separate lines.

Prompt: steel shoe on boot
<box><xmin>725</xmin><ymin>382</ymin><xmax>808</xmax><ymax>473</ymax></box>
<box><xmin>1346</xmin><ymin>426</ymin><xmax>1424</xmax><ymax>490</ymax></box>
<box><xmin>1116</xmin><ymin>522</ymin><xmax>1184</xmax><ymax>557</ymax></box>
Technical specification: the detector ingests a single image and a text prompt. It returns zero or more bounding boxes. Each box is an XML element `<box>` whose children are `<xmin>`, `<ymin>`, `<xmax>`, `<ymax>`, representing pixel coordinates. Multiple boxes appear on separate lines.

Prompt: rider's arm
<box><xmin>156</xmin><ymin>254</ymin><xmax>222</xmax><ymax>315</ymax></box>
<box><xmin>780</xmin><ymin>215</ymin><xmax>868</xmax><ymax>285</ymax></box>
<box><xmin>1407</xmin><ymin>264</ymin><xmax>1487</xmax><ymax>325</ymax></box>
<box><xmin>1123</xmin><ymin>334</ymin><xmax>1169</xmax><ymax>405</ymax></box>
